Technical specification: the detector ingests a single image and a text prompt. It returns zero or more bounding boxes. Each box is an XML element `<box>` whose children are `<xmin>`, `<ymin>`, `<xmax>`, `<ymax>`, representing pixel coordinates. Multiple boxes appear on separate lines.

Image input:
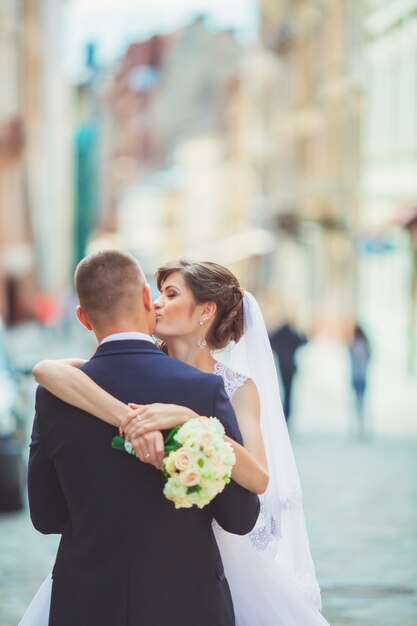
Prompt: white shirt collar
<box><xmin>100</xmin><ymin>332</ymin><xmax>155</xmax><ymax>345</ymax></box>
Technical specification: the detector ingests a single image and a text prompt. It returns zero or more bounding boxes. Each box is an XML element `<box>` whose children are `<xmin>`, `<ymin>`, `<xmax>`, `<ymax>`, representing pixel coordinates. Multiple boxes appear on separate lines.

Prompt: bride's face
<box><xmin>153</xmin><ymin>272</ymin><xmax>205</xmax><ymax>341</ymax></box>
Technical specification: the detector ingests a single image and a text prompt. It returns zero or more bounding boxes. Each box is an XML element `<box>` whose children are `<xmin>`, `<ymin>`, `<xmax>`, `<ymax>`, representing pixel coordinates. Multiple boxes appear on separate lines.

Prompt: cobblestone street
<box><xmin>1</xmin><ymin>329</ymin><xmax>416</xmax><ymax>625</ymax></box>
<box><xmin>296</xmin><ymin>435</ymin><xmax>417</xmax><ymax>626</ymax></box>
<box><xmin>0</xmin><ymin>506</ymin><xmax>59</xmax><ymax>626</ymax></box>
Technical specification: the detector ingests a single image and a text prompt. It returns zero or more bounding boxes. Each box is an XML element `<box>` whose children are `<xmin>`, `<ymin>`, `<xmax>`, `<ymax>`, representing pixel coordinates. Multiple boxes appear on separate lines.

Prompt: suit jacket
<box><xmin>28</xmin><ymin>340</ymin><xmax>260</xmax><ymax>626</ymax></box>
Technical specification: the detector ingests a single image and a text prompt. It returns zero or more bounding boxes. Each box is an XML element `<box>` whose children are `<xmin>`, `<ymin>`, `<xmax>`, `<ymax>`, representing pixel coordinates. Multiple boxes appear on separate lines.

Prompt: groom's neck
<box><xmin>94</xmin><ymin>320</ymin><xmax>152</xmax><ymax>343</ymax></box>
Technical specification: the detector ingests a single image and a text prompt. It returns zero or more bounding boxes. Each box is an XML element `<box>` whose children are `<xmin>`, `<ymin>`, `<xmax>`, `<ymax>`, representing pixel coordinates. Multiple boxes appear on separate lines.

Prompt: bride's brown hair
<box><xmin>156</xmin><ymin>260</ymin><xmax>244</xmax><ymax>350</ymax></box>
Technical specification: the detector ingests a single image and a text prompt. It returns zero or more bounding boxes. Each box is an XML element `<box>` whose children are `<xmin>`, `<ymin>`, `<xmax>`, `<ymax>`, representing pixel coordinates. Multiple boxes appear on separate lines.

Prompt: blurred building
<box><xmin>0</xmin><ymin>0</ymin><xmax>34</xmax><ymax>323</ymax></box>
<box><xmin>97</xmin><ymin>33</ymin><xmax>168</xmax><ymax>235</ymax></box>
<box><xmin>24</xmin><ymin>0</ymin><xmax>73</xmax><ymax>295</ymax></box>
<box><xmin>257</xmin><ymin>0</ymin><xmax>364</xmax><ymax>333</ymax></box>
<box><xmin>73</xmin><ymin>44</ymin><xmax>105</xmax><ymax>268</ymax></box>
<box><xmin>359</xmin><ymin>0</ymin><xmax>417</xmax><ymax>372</ymax></box>
<box><xmin>0</xmin><ymin>0</ymin><xmax>72</xmax><ymax>323</ymax></box>
<box><xmin>93</xmin><ymin>18</ymin><xmax>276</xmax><ymax>287</ymax></box>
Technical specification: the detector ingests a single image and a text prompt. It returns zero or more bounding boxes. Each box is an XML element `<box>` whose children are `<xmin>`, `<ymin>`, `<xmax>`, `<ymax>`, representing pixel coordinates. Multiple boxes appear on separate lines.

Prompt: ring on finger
<box><xmin>144</xmin><ymin>452</ymin><xmax>150</xmax><ymax>459</ymax></box>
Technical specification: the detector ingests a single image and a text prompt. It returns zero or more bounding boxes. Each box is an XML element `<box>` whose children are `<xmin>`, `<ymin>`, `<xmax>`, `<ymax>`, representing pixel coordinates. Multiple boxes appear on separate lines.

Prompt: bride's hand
<box><xmin>131</xmin><ymin>431</ymin><xmax>165</xmax><ymax>469</ymax></box>
<box><xmin>121</xmin><ymin>403</ymin><xmax>197</xmax><ymax>439</ymax></box>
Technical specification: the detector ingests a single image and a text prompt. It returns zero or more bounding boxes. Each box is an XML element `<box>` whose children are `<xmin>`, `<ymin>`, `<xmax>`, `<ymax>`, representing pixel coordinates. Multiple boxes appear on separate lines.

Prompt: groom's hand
<box><xmin>131</xmin><ymin>430</ymin><xmax>164</xmax><ymax>469</ymax></box>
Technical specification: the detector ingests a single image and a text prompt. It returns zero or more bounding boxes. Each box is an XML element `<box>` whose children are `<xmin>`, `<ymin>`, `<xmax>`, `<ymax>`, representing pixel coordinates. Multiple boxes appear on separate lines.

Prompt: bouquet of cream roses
<box><xmin>112</xmin><ymin>416</ymin><xmax>236</xmax><ymax>509</ymax></box>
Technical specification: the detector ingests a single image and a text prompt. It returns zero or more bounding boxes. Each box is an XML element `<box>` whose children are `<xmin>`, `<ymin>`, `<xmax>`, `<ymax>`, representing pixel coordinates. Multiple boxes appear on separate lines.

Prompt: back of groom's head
<box><xmin>75</xmin><ymin>250</ymin><xmax>146</xmax><ymax>329</ymax></box>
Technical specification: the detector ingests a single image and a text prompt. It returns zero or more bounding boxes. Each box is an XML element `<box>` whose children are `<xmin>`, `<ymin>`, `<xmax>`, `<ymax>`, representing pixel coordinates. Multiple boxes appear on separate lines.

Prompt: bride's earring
<box><xmin>197</xmin><ymin>317</ymin><xmax>207</xmax><ymax>349</ymax></box>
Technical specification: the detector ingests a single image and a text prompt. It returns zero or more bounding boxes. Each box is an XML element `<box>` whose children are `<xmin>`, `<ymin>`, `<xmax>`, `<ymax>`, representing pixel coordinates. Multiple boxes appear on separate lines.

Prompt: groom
<box><xmin>28</xmin><ymin>250</ymin><xmax>260</xmax><ymax>626</ymax></box>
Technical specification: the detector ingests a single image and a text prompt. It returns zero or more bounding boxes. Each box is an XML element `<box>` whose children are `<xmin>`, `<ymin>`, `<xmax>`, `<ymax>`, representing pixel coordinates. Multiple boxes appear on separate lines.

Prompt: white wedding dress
<box><xmin>19</xmin><ymin>573</ymin><xmax>51</xmax><ymax>626</ymax></box>
<box><xmin>20</xmin><ymin>294</ymin><xmax>330</xmax><ymax>625</ymax></box>
<box><xmin>212</xmin><ymin>361</ymin><xmax>329</xmax><ymax>626</ymax></box>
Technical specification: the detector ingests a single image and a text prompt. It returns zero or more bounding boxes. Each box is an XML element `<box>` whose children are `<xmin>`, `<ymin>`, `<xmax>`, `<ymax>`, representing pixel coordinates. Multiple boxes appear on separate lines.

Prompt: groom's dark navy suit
<box><xmin>28</xmin><ymin>340</ymin><xmax>260</xmax><ymax>626</ymax></box>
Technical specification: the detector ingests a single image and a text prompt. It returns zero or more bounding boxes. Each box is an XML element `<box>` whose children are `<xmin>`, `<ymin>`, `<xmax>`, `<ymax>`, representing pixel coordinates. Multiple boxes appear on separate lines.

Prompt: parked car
<box><xmin>0</xmin><ymin>322</ymin><xmax>28</xmax><ymax>512</ymax></box>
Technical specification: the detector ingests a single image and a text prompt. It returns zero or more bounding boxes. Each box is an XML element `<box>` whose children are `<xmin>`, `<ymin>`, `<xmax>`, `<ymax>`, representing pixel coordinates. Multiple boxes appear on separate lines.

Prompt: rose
<box><xmin>212</xmin><ymin>452</ymin><xmax>224</xmax><ymax>468</ymax></box>
<box><xmin>164</xmin><ymin>475</ymin><xmax>187</xmax><ymax>498</ymax></box>
<box><xmin>165</xmin><ymin>473</ymin><xmax>185</xmax><ymax>492</ymax></box>
<box><xmin>200</xmin><ymin>431</ymin><xmax>214</xmax><ymax>447</ymax></box>
<box><xmin>163</xmin><ymin>453</ymin><xmax>177</xmax><ymax>476</ymax></box>
<box><xmin>176</xmin><ymin>420</ymin><xmax>203</xmax><ymax>443</ymax></box>
<box><xmin>173</xmin><ymin>495</ymin><xmax>193</xmax><ymax>509</ymax></box>
<box><xmin>174</xmin><ymin>450</ymin><xmax>194</xmax><ymax>471</ymax></box>
<box><xmin>181</xmin><ymin>470</ymin><xmax>200</xmax><ymax>487</ymax></box>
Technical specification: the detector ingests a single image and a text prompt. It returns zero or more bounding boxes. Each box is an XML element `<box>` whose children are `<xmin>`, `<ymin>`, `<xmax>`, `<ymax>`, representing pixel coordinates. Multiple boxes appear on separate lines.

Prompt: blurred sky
<box><xmin>64</xmin><ymin>0</ymin><xmax>259</xmax><ymax>80</ymax></box>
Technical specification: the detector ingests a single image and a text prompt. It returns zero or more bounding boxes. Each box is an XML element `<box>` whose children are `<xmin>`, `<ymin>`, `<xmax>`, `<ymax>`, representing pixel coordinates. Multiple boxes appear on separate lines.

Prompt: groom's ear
<box><xmin>75</xmin><ymin>305</ymin><xmax>93</xmax><ymax>331</ymax></box>
<box><xmin>142</xmin><ymin>284</ymin><xmax>153</xmax><ymax>312</ymax></box>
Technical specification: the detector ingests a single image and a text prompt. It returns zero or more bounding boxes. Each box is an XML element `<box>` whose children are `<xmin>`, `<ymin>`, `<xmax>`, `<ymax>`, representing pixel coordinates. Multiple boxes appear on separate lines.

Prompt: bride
<box><xmin>20</xmin><ymin>259</ymin><xmax>330</xmax><ymax>626</ymax></box>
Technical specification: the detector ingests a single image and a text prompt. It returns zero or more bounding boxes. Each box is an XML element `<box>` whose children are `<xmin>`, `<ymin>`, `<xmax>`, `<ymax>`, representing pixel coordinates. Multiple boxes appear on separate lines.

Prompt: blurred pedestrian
<box><xmin>269</xmin><ymin>322</ymin><xmax>307</xmax><ymax>422</ymax></box>
<box><xmin>349</xmin><ymin>323</ymin><xmax>371</xmax><ymax>438</ymax></box>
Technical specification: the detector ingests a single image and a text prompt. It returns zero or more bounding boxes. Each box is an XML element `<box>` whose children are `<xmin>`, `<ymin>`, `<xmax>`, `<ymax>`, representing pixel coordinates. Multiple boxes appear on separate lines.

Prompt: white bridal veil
<box><xmin>216</xmin><ymin>292</ymin><xmax>322</xmax><ymax>610</ymax></box>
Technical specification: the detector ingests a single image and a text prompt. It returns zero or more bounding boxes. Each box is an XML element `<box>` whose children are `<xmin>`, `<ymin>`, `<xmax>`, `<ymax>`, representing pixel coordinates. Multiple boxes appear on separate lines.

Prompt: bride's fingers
<box><xmin>143</xmin><ymin>432</ymin><xmax>164</xmax><ymax>469</ymax></box>
<box><xmin>125</xmin><ymin>415</ymin><xmax>154</xmax><ymax>437</ymax></box>
<box><xmin>132</xmin><ymin>421</ymin><xmax>154</xmax><ymax>438</ymax></box>
<box><xmin>124</xmin><ymin>417</ymin><xmax>140</xmax><ymax>439</ymax></box>
<box><xmin>130</xmin><ymin>436</ymin><xmax>143</xmax><ymax>460</ymax></box>
<box><xmin>153</xmin><ymin>436</ymin><xmax>165</xmax><ymax>468</ymax></box>
<box><xmin>131</xmin><ymin>434</ymin><xmax>151</xmax><ymax>463</ymax></box>
<box><xmin>125</xmin><ymin>420</ymin><xmax>142</xmax><ymax>440</ymax></box>
<box><xmin>131</xmin><ymin>431</ymin><xmax>164</xmax><ymax>468</ymax></box>
<box><xmin>120</xmin><ymin>408</ymin><xmax>145</xmax><ymax>432</ymax></box>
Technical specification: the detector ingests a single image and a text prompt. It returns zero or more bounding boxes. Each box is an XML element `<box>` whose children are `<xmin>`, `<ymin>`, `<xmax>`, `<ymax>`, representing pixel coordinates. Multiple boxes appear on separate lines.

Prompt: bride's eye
<box><xmin>167</xmin><ymin>292</ymin><xmax>176</xmax><ymax>299</ymax></box>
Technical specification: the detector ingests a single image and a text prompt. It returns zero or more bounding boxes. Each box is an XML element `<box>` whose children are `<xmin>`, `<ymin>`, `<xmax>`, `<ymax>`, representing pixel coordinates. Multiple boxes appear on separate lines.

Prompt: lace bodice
<box><xmin>213</xmin><ymin>361</ymin><xmax>249</xmax><ymax>399</ymax></box>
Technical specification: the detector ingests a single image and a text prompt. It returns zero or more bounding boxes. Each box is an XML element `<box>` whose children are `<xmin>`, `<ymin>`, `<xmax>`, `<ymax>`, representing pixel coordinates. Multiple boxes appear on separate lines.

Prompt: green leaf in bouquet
<box><xmin>112</xmin><ymin>436</ymin><xmax>137</xmax><ymax>456</ymax></box>
<box><xmin>164</xmin><ymin>425</ymin><xmax>182</xmax><ymax>454</ymax></box>
<box><xmin>164</xmin><ymin>425</ymin><xmax>181</xmax><ymax>445</ymax></box>
<box><xmin>187</xmin><ymin>485</ymin><xmax>202</xmax><ymax>494</ymax></box>
<box><xmin>164</xmin><ymin>440</ymin><xmax>182</xmax><ymax>454</ymax></box>
<box><xmin>112</xmin><ymin>436</ymin><xmax>127</xmax><ymax>452</ymax></box>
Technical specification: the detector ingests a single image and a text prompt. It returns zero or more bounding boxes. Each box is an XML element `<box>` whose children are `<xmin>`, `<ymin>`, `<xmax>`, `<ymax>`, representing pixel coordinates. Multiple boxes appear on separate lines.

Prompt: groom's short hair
<box><xmin>75</xmin><ymin>250</ymin><xmax>145</xmax><ymax>326</ymax></box>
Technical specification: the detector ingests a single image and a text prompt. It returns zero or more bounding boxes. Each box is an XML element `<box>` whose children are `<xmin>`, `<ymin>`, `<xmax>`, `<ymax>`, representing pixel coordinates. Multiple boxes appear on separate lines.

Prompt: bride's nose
<box><xmin>153</xmin><ymin>297</ymin><xmax>163</xmax><ymax>309</ymax></box>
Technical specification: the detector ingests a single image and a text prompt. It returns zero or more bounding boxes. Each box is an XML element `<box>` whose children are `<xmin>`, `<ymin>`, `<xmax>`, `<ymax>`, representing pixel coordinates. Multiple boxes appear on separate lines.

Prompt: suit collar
<box><xmin>100</xmin><ymin>331</ymin><xmax>155</xmax><ymax>345</ymax></box>
<box><xmin>92</xmin><ymin>339</ymin><xmax>164</xmax><ymax>359</ymax></box>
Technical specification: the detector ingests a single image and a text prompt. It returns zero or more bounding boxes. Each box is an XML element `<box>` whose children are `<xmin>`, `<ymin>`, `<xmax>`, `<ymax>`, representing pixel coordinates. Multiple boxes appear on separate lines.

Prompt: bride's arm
<box><xmin>32</xmin><ymin>360</ymin><xmax>128</xmax><ymax>427</ymax></box>
<box><xmin>226</xmin><ymin>380</ymin><xmax>269</xmax><ymax>495</ymax></box>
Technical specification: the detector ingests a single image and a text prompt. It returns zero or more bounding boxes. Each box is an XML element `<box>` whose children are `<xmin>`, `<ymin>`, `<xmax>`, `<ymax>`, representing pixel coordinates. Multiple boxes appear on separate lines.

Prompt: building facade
<box><xmin>256</xmin><ymin>0</ymin><xmax>365</xmax><ymax>333</ymax></box>
<box><xmin>94</xmin><ymin>19</ymin><xmax>275</xmax><ymax>290</ymax></box>
<box><xmin>0</xmin><ymin>0</ymin><xmax>34</xmax><ymax>323</ymax></box>
<box><xmin>359</xmin><ymin>0</ymin><xmax>417</xmax><ymax>372</ymax></box>
<box><xmin>0</xmin><ymin>0</ymin><xmax>72</xmax><ymax>323</ymax></box>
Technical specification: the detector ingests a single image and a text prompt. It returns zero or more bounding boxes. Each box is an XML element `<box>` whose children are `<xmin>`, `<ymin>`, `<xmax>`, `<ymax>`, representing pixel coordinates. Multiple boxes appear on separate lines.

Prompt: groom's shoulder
<box><xmin>34</xmin><ymin>383</ymin><xmax>69</xmax><ymax>416</ymax></box>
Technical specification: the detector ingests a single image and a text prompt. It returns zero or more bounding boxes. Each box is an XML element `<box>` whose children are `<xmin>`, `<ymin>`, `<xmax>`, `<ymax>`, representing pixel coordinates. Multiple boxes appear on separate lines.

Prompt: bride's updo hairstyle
<box><xmin>156</xmin><ymin>260</ymin><xmax>244</xmax><ymax>350</ymax></box>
